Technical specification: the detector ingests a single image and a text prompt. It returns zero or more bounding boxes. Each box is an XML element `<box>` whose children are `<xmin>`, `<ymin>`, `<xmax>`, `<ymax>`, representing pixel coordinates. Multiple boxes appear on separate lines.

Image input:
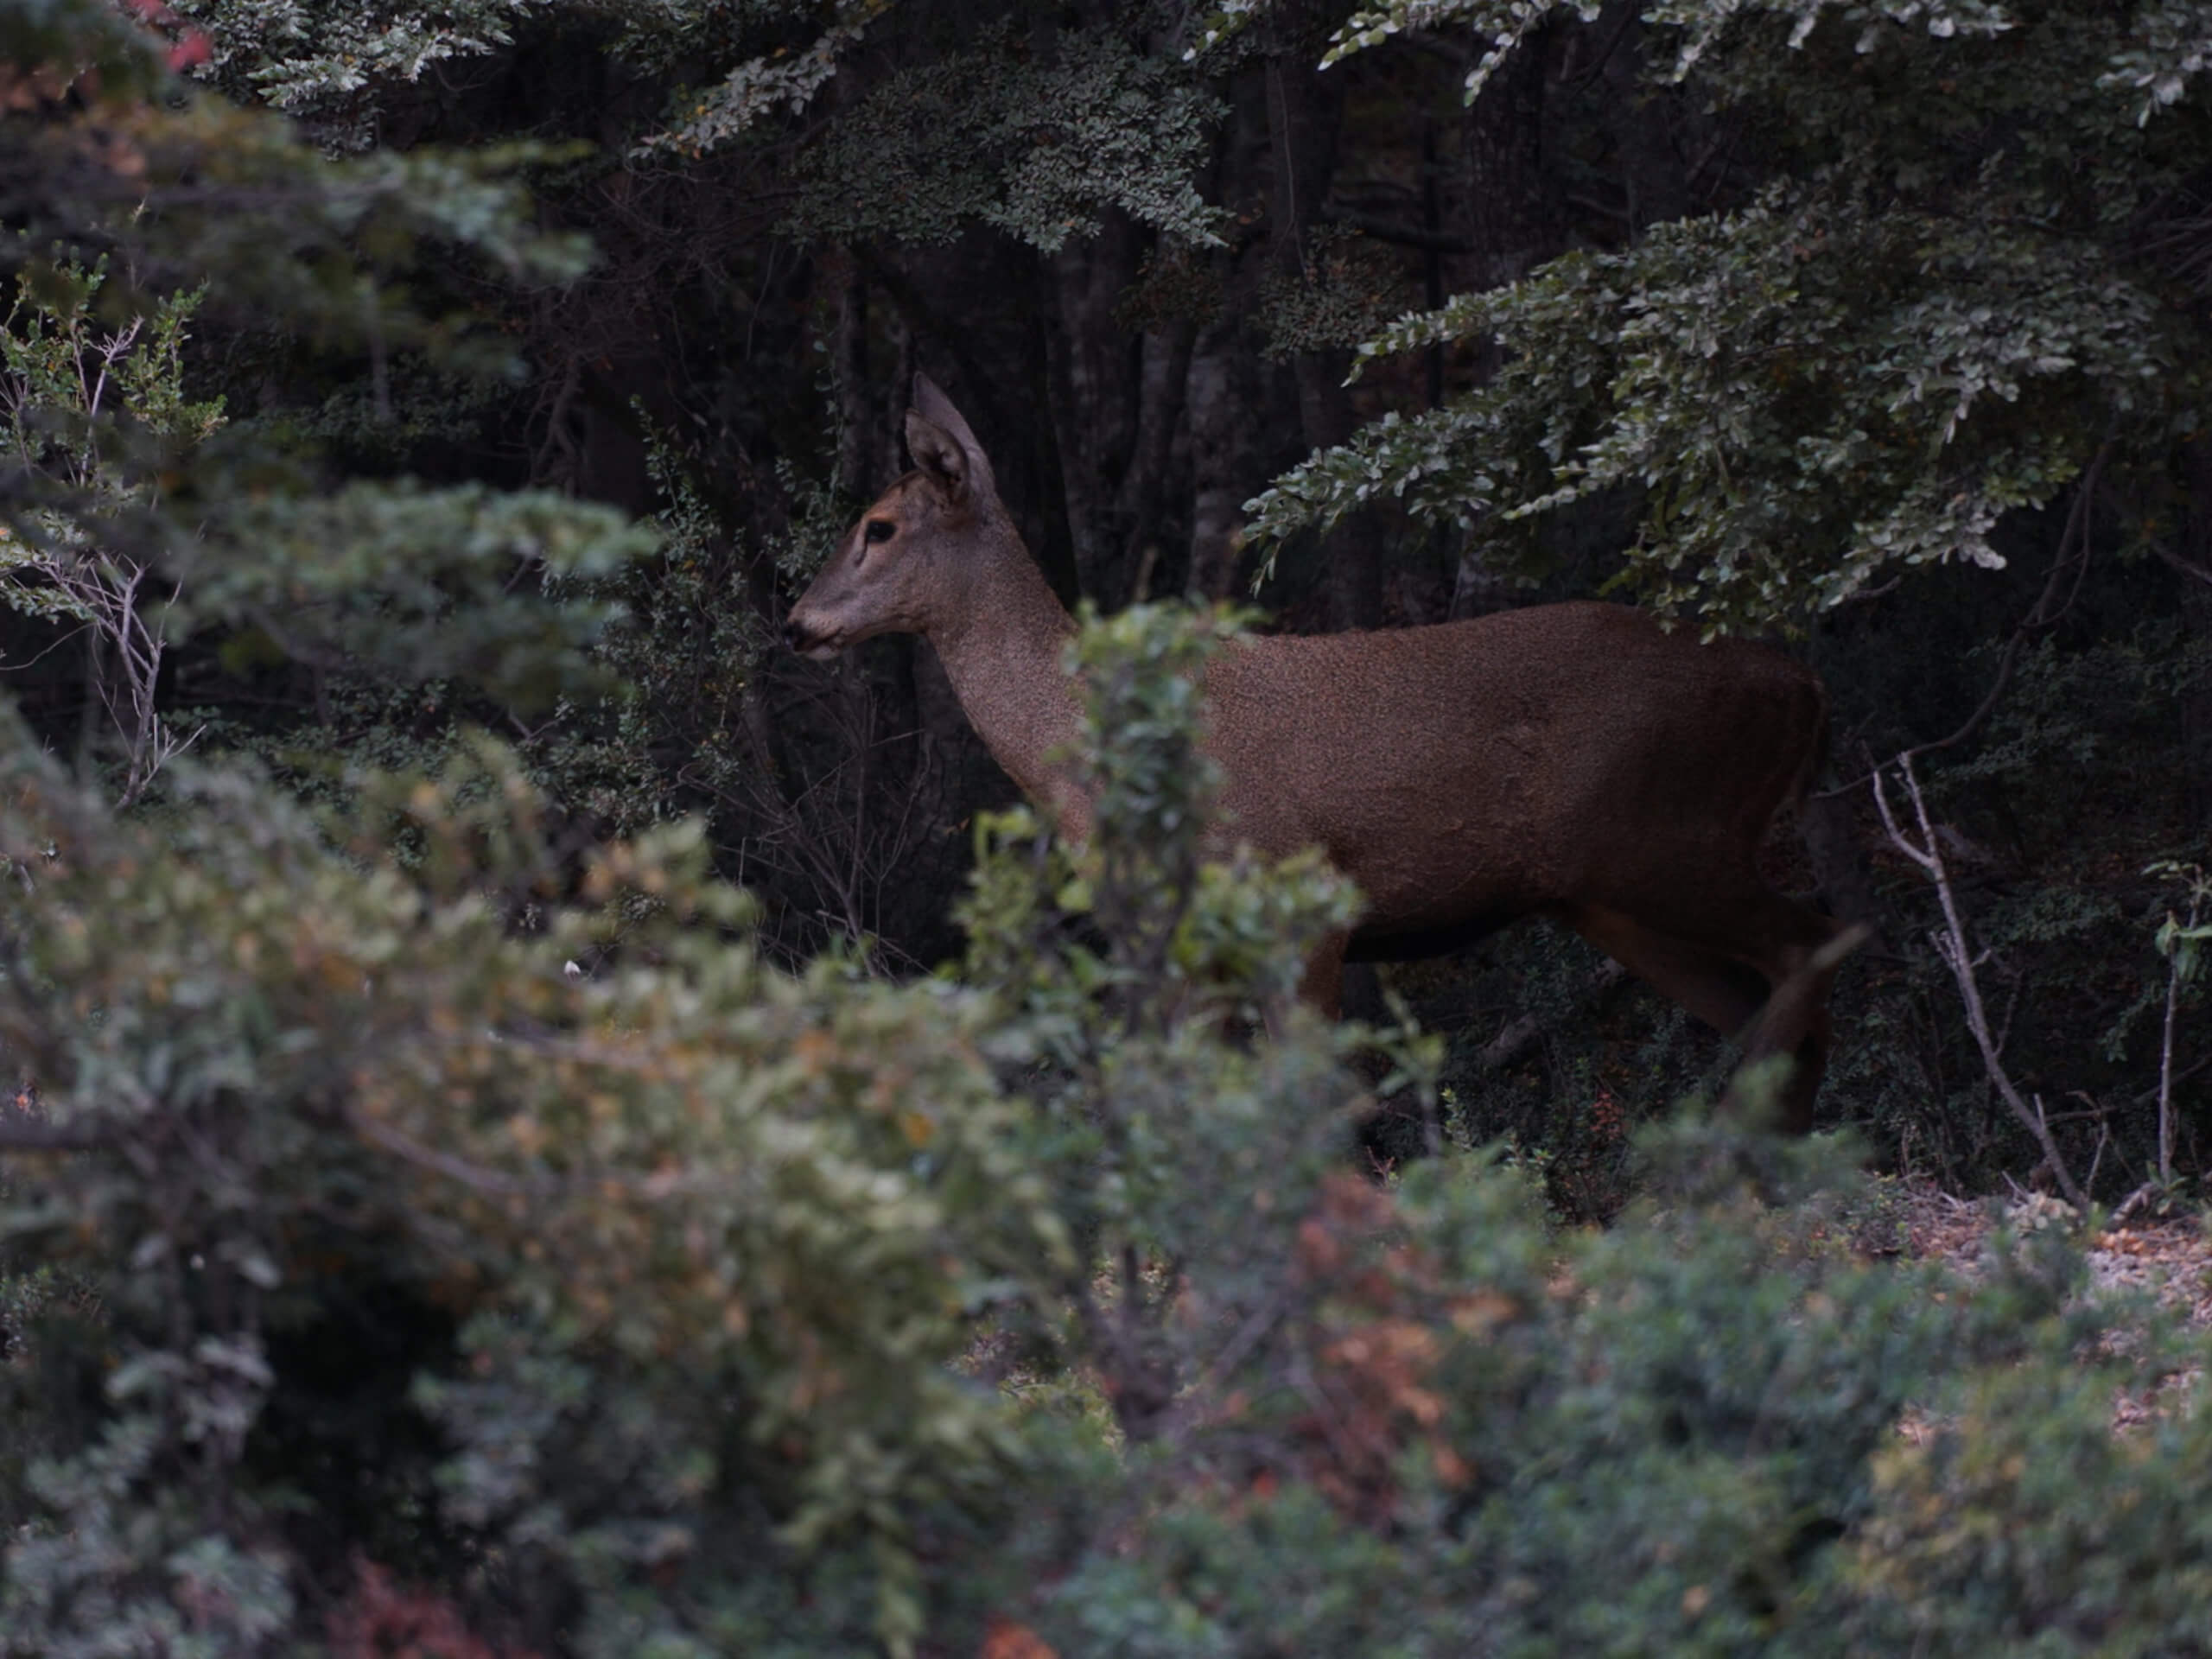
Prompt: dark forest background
<box><xmin>4</xmin><ymin>0</ymin><xmax>2212</xmax><ymax>1651</ymax></box>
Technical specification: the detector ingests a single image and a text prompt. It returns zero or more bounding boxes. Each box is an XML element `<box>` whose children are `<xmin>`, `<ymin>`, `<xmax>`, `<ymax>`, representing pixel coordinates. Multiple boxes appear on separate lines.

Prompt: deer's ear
<box><xmin>905</xmin><ymin>410</ymin><xmax>970</xmax><ymax>498</ymax></box>
<box><xmin>907</xmin><ymin>374</ymin><xmax>998</xmax><ymax>504</ymax></box>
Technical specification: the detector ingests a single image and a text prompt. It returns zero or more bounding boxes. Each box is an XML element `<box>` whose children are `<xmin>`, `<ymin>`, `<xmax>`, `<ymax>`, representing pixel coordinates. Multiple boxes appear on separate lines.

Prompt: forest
<box><xmin>3</xmin><ymin>0</ymin><xmax>2212</xmax><ymax>1650</ymax></box>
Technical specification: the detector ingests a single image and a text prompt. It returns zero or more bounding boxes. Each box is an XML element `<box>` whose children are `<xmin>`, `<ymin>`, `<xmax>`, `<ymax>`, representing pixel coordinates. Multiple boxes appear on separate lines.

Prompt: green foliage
<box><xmin>0</xmin><ymin>0</ymin><xmax>189</xmax><ymax>99</ymax></box>
<box><xmin>11</xmin><ymin>91</ymin><xmax>592</xmax><ymax>365</ymax></box>
<box><xmin>0</xmin><ymin>602</ymin><xmax>1382</xmax><ymax>1656</ymax></box>
<box><xmin>0</xmin><ymin>260</ymin><xmax>226</xmax><ymax>799</ymax></box>
<box><xmin>0</xmin><ymin>261</ymin><xmax>225</xmax><ymax>499</ymax></box>
<box><xmin>172</xmin><ymin>0</ymin><xmax>550</xmax><ymax>147</ymax></box>
<box><xmin>961</xmin><ymin>601</ymin><xmax>1364</xmax><ymax>1039</ymax></box>
<box><xmin>2106</xmin><ymin>0</ymin><xmax>2212</xmax><ymax>120</ymax></box>
<box><xmin>601</xmin><ymin>0</ymin><xmax>823</xmax><ymax>78</ymax></box>
<box><xmin>0</xmin><ymin>720</ymin><xmax>1071</xmax><ymax>1656</ymax></box>
<box><xmin>174</xmin><ymin>480</ymin><xmax>654</xmax><ymax>709</ymax></box>
<box><xmin>780</xmin><ymin>25</ymin><xmax>1228</xmax><ymax>251</ymax></box>
<box><xmin>1014</xmin><ymin>1120</ymin><xmax>2209</xmax><ymax>1658</ymax></box>
<box><xmin>0</xmin><ymin>27</ymin><xmax>644</xmax><ymax>791</ymax></box>
<box><xmin>957</xmin><ymin>603</ymin><xmax>1381</xmax><ymax>1447</ymax></box>
<box><xmin>8</xmin><ymin>601</ymin><xmax>2212</xmax><ymax>1659</ymax></box>
<box><xmin>518</xmin><ymin>419</ymin><xmax>852</xmax><ymax>842</ymax></box>
<box><xmin>630</xmin><ymin>1</ymin><xmax>1236</xmax><ymax>252</ymax></box>
<box><xmin>0</xmin><ymin>245</ymin><xmax>656</xmax><ymax>773</ymax></box>
<box><xmin>1250</xmin><ymin>182</ymin><xmax>2174</xmax><ymax>632</ymax></box>
<box><xmin>1315</xmin><ymin>0</ymin><xmax>2013</xmax><ymax>98</ymax></box>
<box><xmin>636</xmin><ymin>0</ymin><xmax>887</xmax><ymax>156</ymax></box>
<box><xmin>1255</xmin><ymin>227</ymin><xmax>1405</xmax><ymax>361</ymax></box>
<box><xmin>1244</xmin><ymin>0</ymin><xmax>2212</xmax><ymax>632</ymax></box>
<box><xmin>1810</xmin><ymin>614</ymin><xmax>2212</xmax><ymax>1192</ymax></box>
<box><xmin>1840</xmin><ymin>1335</ymin><xmax>2212</xmax><ymax>1650</ymax></box>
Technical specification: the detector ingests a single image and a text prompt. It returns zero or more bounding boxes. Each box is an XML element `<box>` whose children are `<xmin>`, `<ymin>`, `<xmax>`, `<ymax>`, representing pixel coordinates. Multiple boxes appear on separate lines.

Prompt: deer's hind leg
<box><xmin>1297</xmin><ymin>929</ymin><xmax>1349</xmax><ymax>1020</ymax></box>
<box><xmin>1732</xmin><ymin>939</ymin><xmax>1841</xmax><ymax>1135</ymax></box>
<box><xmin>1565</xmin><ymin>904</ymin><xmax>1769</xmax><ymax>1036</ymax></box>
<box><xmin>1563</xmin><ymin>899</ymin><xmax>1840</xmax><ymax>1133</ymax></box>
<box><xmin>1630</xmin><ymin>882</ymin><xmax>1846</xmax><ymax>1132</ymax></box>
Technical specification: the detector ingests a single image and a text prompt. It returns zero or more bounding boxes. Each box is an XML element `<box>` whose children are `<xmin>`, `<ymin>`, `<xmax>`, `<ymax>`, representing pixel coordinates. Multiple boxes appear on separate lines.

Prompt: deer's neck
<box><xmin>926</xmin><ymin>547</ymin><xmax>1087</xmax><ymax>838</ymax></box>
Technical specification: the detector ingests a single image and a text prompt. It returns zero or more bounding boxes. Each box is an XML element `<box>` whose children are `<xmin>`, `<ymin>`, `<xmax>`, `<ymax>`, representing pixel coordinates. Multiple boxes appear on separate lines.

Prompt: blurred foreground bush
<box><xmin>4</xmin><ymin>607</ymin><xmax>2212</xmax><ymax>1657</ymax></box>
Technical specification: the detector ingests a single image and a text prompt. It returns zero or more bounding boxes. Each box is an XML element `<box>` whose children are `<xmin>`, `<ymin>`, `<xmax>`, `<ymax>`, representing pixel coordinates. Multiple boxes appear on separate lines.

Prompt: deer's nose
<box><xmin>782</xmin><ymin>616</ymin><xmax>812</xmax><ymax>652</ymax></box>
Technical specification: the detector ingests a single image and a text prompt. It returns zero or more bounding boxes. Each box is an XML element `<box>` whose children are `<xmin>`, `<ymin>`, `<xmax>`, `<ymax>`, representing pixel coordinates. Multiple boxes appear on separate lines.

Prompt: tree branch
<box><xmin>1870</xmin><ymin>752</ymin><xmax>2088</xmax><ymax>1208</ymax></box>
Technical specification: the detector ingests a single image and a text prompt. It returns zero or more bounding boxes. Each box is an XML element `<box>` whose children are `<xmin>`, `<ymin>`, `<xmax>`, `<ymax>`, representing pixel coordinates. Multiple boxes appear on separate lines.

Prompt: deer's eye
<box><xmin>864</xmin><ymin>519</ymin><xmax>897</xmax><ymax>544</ymax></box>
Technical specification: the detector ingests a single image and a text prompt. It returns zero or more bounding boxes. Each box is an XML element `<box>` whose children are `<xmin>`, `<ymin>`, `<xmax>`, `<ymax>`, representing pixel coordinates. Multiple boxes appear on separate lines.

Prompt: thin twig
<box><xmin>1870</xmin><ymin>751</ymin><xmax>2088</xmax><ymax>1208</ymax></box>
<box><xmin>2131</xmin><ymin>1050</ymin><xmax>2209</xmax><ymax>1107</ymax></box>
<box><xmin>2112</xmin><ymin>1180</ymin><xmax>2163</xmax><ymax>1224</ymax></box>
<box><xmin>1198</xmin><ymin>1286</ymin><xmax>1293</xmax><ymax>1396</ymax></box>
<box><xmin>346</xmin><ymin>1107</ymin><xmax>551</xmax><ymax>1197</ymax></box>
<box><xmin>2155</xmin><ymin>887</ymin><xmax>2202</xmax><ymax>1188</ymax></box>
<box><xmin>1476</xmin><ymin>960</ymin><xmax>1629</xmax><ymax>1072</ymax></box>
<box><xmin>1831</xmin><ymin>575</ymin><xmax>1904</xmax><ymax>606</ymax></box>
<box><xmin>2152</xmin><ymin>541</ymin><xmax>2212</xmax><ymax>590</ymax></box>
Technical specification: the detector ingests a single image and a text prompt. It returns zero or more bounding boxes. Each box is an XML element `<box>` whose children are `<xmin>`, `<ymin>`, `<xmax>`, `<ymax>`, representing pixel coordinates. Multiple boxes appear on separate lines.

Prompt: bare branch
<box><xmin>346</xmin><ymin>1104</ymin><xmax>554</xmax><ymax>1197</ymax></box>
<box><xmin>2152</xmin><ymin>541</ymin><xmax>2212</xmax><ymax>590</ymax></box>
<box><xmin>1474</xmin><ymin>959</ymin><xmax>1629</xmax><ymax>1073</ymax></box>
<box><xmin>1872</xmin><ymin>752</ymin><xmax>2088</xmax><ymax>1208</ymax></box>
<box><xmin>2155</xmin><ymin>883</ymin><xmax>2205</xmax><ymax>1188</ymax></box>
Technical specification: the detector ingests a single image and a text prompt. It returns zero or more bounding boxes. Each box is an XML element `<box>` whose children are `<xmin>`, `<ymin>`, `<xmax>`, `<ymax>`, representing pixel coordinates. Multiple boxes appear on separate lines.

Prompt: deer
<box><xmin>784</xmin><ymin>375</ymin><xmax>1851</xmax><ymax>1131</ymax></box>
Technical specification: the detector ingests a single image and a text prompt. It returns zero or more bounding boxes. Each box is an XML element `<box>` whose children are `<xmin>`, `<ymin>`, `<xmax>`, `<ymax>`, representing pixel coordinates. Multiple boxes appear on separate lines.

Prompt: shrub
<box><xmin>5</xmin><ymin>604</ymin><xmax>2210</xmax><ymax>1659</ymax></box>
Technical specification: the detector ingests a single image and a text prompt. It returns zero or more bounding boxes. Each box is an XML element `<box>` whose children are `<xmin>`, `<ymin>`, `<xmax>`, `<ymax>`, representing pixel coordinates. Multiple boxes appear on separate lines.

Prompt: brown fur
<box><xmin>785</xmin><ymin>377</ymin><xmax>1847</xmax><ymax>1130</ymax></box>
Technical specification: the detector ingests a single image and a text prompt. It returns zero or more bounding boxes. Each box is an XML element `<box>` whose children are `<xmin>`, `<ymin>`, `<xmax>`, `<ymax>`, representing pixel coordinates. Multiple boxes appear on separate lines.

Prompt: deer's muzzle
<box><xmin>782</xmin><ymin>614</ymin><xmax>841</xmax><ymax>659</ymax></box>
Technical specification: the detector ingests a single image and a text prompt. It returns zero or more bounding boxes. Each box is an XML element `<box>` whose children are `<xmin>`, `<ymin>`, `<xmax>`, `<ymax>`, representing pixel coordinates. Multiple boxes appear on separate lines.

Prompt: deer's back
<box><xmin>1200</xmin><ymin>601</ymin><xmax>1823</xmax><ymax>932</ymax></box>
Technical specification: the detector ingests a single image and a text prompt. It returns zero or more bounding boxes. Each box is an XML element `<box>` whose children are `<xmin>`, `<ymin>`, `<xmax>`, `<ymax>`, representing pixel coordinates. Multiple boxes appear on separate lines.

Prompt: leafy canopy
<box><xmin>1242</xmin><ymin>0</ymin><xmax>2212</xmax><ymax>632</ymax></box>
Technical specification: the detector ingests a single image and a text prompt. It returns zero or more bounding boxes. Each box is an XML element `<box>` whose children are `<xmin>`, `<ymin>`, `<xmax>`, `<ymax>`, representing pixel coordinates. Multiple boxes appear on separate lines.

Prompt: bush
<box><xmin>0</xmin><ymin>718</ymin><xmax>1067</xmax><ymax>1656</ymax></box>
<box><xmin>5</xmin><ymin>605</ymin><xmax>2211</xmax><ymax>1659</ymax></box>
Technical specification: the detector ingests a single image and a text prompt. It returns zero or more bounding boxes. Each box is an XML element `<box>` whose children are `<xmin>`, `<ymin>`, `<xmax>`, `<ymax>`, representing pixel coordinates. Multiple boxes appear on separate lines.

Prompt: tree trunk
<box><xmin>1265</xmin><ymin>51</ymin><xmax>1382</xmax><ymax>630</ymax></box>
<box><xmin>2180</xmin><ymin>435</ymin><xmax>2212</xmax><ymax>838</ymax></box>
<box><xmin>1022</xmin><ymin>256</ymin><xmax>1085</xmax><ymax>608</ymax></box>
<box><xmin>1465</xmin><ymin>20</ymin><xmax>1557</xmax><ymax>285</ymax></box>
<box><xmin>1116</xmin><ymin>315</ymin><xmax>1195</xmax><ymax>606</ymax></box>
<box><xmin>1187</xmin><ymin>74</ymin><xmax>1273</xmax><ymax>601</ymax></box>
<box><xmin>832</xmin><ymin>251</ymin><xmax>877</xmax><ymax>496</ymax></box>
<box><xmin>1047</xmin><ymin>214</ymin><xmax>1145</xmax><ymax>605</ymax></box>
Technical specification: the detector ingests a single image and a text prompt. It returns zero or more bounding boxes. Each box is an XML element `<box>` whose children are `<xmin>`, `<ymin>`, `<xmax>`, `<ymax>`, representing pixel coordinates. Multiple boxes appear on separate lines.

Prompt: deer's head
<box><xmin>783</xmin><ymin>375</ymin><xmax>1008</xmax><ymax>659</ymax></box>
